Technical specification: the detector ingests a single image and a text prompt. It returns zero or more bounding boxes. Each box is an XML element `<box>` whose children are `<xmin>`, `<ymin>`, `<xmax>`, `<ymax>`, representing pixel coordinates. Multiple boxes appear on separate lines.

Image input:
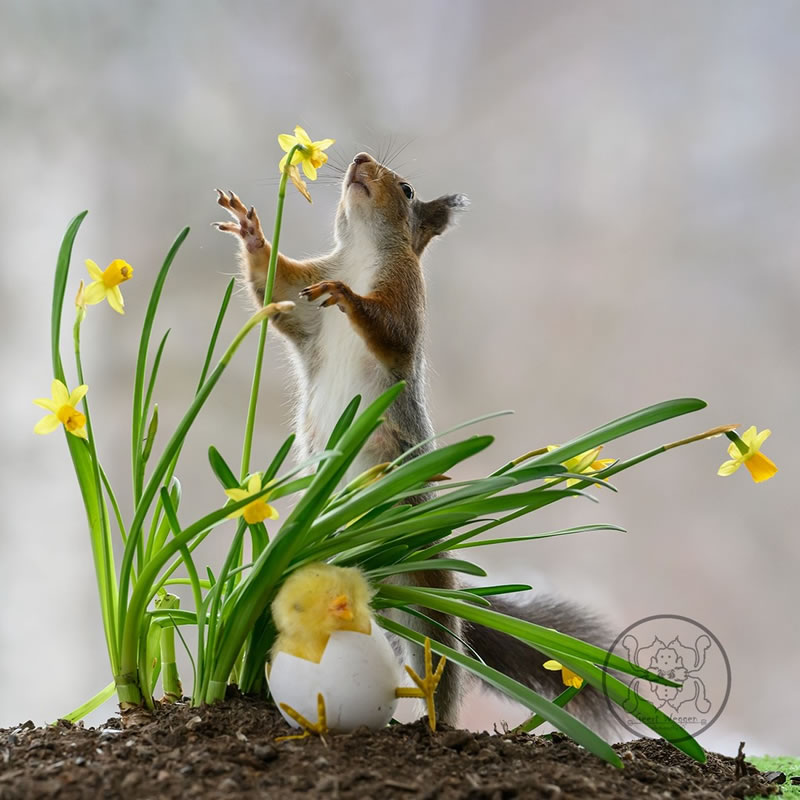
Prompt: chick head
<box><xmin>272</xmin><ymin>563</ymin><xmax>374</xmax><ymax>640</ymax></box>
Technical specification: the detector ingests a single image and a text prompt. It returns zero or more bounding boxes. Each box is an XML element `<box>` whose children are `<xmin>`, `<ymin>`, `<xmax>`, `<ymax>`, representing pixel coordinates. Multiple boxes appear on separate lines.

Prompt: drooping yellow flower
<box><xmin>224</xmin><ymin>473</ymin><xmax>279</xmax><ymax>525</ymax></box>
<box><xmin>718</xmin><ymin>426</ymin><xmax>777</xmax><ymax>483</ymax></box>
<box><xmin>278</xmin><ymin>126</ymin><xmax>335</xmax><ymax>180</ymax></box>
<box><xmin>84</xmin><ymin>259</ymin><xmax>134</xmax><ymax>314</ymax></box>
<box><xmin>33</xmin><ymin>379</ymin><xmax>89</xmax><ymax>439</ymax></box>
<box><xmin>546</xmin><ymin>445</ymin><xmax>615</xmax><ymax>487</ymax></box>
<box><xmin>543</xmin><ymin>660</ymin><xmax>584</xmax><ymax>689</ymax></box>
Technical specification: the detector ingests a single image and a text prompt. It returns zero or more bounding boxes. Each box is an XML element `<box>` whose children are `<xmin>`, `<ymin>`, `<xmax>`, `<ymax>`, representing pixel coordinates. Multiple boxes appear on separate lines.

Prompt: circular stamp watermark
<box><xmin>602</xmin><ymin>615</ymin><xmax>731</xmax><ymax>742</ymax></box>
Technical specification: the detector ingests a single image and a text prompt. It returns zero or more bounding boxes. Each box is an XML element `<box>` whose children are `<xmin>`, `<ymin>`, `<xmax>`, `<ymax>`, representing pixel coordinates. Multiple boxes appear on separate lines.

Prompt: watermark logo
<box><xmin>604</xmin><ymin>615</ymin><xmax>731</xmax><ymax>741</ymax></box>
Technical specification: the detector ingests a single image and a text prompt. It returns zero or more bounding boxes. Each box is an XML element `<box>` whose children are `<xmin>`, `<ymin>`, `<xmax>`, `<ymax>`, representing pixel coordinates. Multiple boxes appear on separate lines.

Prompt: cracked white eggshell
<box><xmin>267</xmin><ymin>623</ymin><xmax>402</xmax><ymax>732</ymax></box>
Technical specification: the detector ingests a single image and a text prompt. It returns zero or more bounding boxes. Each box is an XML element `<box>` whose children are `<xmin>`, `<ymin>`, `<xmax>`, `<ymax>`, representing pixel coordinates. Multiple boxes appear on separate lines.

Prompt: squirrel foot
<box><xmin>395</xmin><ymin>637</ymin><xmax>447</xmax><ymax>732</ymax></box>
<box><xmin>276</xmin><ymin>692</ymin><xmax>329</xmax><ymax>742</ymax></box>
<box><xmin>300</xmin><ymin>280</ymin><xmax>352</xmax><ymax>313</ymax></box>
<box><xmin>213</xmin><ymin>190</ymin><xmax>265</xmax><ymax>253</ymax></box>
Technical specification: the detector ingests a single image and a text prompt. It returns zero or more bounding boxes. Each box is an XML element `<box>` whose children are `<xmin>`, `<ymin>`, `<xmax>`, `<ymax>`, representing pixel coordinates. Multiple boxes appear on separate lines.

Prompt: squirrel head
<box><xmin>336</xmin><ymin>152</ymin><xmax>468</xmax><ymax>257</ymax></box>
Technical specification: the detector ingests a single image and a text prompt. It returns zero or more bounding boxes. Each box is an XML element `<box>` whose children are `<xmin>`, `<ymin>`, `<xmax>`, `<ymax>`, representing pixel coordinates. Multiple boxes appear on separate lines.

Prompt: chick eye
<box><xmin>293</xmin><ymin>603</ymin><xmax>304</xmax><ymax>613</ymax></box>
<box><xmin>400</xmin><ymin>182</ymin><xmax>414</xmax><ymax>200</ymax></box>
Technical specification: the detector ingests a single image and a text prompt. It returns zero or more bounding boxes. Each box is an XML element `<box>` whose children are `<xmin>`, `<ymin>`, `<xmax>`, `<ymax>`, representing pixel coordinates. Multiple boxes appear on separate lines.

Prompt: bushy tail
<box><xmin>461</xmin><ymin>594</ymin><xmax>620</xmax><ymax>733</ymax></box>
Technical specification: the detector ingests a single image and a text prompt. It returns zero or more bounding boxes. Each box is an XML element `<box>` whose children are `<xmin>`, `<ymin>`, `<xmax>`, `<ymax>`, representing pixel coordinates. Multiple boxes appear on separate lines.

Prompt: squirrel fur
<box><xmin>215</xmin><ymin>152</ymin><xmax>613</xmax><ymax>729</ymax></box>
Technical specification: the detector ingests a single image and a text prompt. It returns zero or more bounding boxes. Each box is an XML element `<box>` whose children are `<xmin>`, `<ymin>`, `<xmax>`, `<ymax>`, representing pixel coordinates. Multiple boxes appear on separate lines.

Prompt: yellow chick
<box><xmin>268</xmin><ymin>562</ymin><xmax>445</xmax><ymax>738</ymax></box>
<box><xmin>271</xmin><ymin>562</ymin><xmax>373</xmax><ymax>662</ymax></box>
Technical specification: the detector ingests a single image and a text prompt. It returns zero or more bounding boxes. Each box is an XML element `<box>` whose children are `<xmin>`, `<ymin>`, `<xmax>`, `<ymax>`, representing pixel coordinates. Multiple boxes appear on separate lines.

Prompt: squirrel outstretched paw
<box><xmin>300</xmin><ymin>280</ymin><xmax>352</xmax><ymax>313</ymax></box>
<box><xmin>213</xmin><ymin>190</ymin><xmax>265</xmax><ymax>253</ymax></box>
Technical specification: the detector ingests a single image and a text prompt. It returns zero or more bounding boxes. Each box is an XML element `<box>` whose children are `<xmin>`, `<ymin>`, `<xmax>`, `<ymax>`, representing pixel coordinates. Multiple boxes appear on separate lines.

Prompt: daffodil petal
<box><xmin>108</xmin><ymin>286</ymin><xmax>125</xmax><ymax>314</ymax></box>
<box><xmin>33</xmin><ymin>397</ymin><xmax>59</xmax><ymax>412</ymax></box>
<box><xmin>34</xmin><ymin>414</ymin><xmax>61</xmax><ymax>434</ymax></box>
<box><xmin>752</xmin><ymin>429</ymin><xmax>771</xmax><ymax>449</ymax></box>
<box><xmin>717</xmin><ymin>459</ymin><xmax>741</xmax><ymax>476</ymax></box>
<box><xmin>293</xmin><ymin>126</ymin><xmax>312</xmax><ymax>146</ymax></box>
<box><xmin>85</xmin><ymin>259</ymin><xmax>104</xmax><ymax>281</ymax></box>
<box><xmin>267</xmin><ymin>505</ymin><xmax>280</xmax><ymax>520</ymax></box>
<box><xmin>70</xmin><ymin>424</ymin><xmax>88</xmax><ymax>440</ymax></box>
<box><xmin>51</xmin><ymin>379</ymin><xmax>69</xmax><ymax>406</ymax></box>
<box><xmin>302</xmin><ymin>160</ymin><xmax>318</xmax><ymax>180</ymax></box>
<box><xmin>542</xmin><ymin>660</ymin><xmax>562</xmax><ymax>672</ymax></box>
<box><xmin>225</xmin><ymin>489</ymin><xmax>248</xmax><ymax>502</ymax></box>
<box><xmin>278</xmin><ymin>133</ymin><xmax>298</xmax><ymax>152</ymax></box>
<box><xmin>740</xmin><ymin>426</ymin><xmax>757</xmax><ymax>445</ymax></box>
<box><xmin>246</xmin><ymin>474</ymin><xmax>262</xmax><ymax>493</ymax></box>
<box><xmin>744</xmin><ymin>453</ymin><xmax>778</xmax><ymax>483</ymax></box>
<box><xmin>313</xmin><ymin>138</ymin><xmax>335</xmax><ymax>151</ymax></box>
<box><xmin>68</xmin><ymin>384</ymin><xmax>88</xmax><ymax>407</ymax></box>
<box><xmin>83</xmin><ymin>281</ymin><xmax>107</xmax><ymax>306</ymax></box>
<box><xmin>226</xmin><ymin>508</ymin><xmax>245</xmax><ymax>520</ymax></box>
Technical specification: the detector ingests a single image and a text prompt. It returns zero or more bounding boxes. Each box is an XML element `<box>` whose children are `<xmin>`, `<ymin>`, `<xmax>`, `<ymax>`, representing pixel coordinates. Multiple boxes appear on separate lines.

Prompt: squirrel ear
<box><xmin>412</xmin><ymin>194</ymin><xmax>469</xmax><ymax>256</ymax></box>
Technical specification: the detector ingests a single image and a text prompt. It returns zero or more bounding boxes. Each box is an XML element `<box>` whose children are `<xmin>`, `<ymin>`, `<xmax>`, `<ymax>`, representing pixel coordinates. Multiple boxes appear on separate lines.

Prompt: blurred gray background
<box><xmin>1</xmin><ymin>0</ymin><xmax>797</xmax><ymax>757</ymax></box>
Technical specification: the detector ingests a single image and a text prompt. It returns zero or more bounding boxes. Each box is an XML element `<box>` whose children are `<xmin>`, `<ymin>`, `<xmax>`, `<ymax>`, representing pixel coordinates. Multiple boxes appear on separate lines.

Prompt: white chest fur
<box><xmin>305</xmin><ymin>239</ymin><xmax>386</xmax><ymax>464</ymax></box>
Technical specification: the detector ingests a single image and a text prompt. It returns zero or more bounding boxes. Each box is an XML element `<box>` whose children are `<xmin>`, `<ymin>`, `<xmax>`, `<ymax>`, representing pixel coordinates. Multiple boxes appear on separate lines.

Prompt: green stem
<box><xmin>156</xmin><ymin>593</ymin><xmax>182</xmax><ymax>701</ymax></box>
<box><xmin>74</xmin><ymin>314</ymin><xmax>119</xmax><ymax>671</ymax></box>
<box><xmin>239</xmin><ymin>144</ymin><xmax>302</xmax><ymax>480</ymax></box>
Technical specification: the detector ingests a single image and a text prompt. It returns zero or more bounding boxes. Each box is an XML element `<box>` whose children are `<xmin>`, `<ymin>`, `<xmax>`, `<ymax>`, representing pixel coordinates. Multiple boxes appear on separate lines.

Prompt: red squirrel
<box><xmin>215</xmin><ymin>152</ymin><xmax>611</xmax><ymax>728</ymax></box>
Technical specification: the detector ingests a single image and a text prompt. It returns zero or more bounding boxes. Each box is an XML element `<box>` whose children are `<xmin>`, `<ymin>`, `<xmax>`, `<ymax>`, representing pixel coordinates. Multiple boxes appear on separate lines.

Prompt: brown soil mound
<box><xmin>0</xmin><ymin>693</ymin><xmax>777</xmax><ymax>799</ymax></box>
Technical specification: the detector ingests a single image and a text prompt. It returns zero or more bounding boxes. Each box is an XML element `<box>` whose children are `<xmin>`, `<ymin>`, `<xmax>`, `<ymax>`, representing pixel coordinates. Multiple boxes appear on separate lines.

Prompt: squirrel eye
<box><xmin>400</xmin><ymin>182</ymin><xmax>414</xmax><ymax>200</ymax></box>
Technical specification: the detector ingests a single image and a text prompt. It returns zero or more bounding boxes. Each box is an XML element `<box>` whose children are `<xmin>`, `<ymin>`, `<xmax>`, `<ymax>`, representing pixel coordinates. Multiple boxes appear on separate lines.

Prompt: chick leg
<box><xmin>396</xmin><ymin>638</ymin><xmax>447</xmax><ymax>732</ymax></box>
<box><xmin>276</xmin><ymin>692</ymin><xmax>328</xmax><ymax>741</ymax></box>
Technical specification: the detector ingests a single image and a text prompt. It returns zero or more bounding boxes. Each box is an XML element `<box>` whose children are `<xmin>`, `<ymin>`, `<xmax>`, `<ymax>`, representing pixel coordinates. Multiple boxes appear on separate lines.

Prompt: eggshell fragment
<box><xmin>268</xmin><ymin>623</ymin><xmax>402</xmax><ymax>731</ymax></box>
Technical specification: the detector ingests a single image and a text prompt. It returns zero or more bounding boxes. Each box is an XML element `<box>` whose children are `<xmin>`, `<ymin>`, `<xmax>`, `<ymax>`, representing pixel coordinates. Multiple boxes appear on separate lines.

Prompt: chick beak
<box><xmin>329</xmin><ymin>594</ymin><xmax>353</xmax><ymax>621</ymax></box>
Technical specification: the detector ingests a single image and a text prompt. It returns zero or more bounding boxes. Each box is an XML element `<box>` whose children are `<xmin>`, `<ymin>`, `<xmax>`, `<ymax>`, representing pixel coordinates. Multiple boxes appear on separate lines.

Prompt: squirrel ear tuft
<box><xmin>412</xmin><ymin>194</ymin><xmax>469</xmax><ymax>255</ymax></box>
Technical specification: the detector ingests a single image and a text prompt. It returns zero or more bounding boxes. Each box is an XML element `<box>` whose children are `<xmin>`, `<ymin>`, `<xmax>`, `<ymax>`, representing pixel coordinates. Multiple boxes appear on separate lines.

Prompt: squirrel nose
<box><xmin>352</xmin><ymin>152</ymin><xmax>372</xmax><ymax>165</ymax></box>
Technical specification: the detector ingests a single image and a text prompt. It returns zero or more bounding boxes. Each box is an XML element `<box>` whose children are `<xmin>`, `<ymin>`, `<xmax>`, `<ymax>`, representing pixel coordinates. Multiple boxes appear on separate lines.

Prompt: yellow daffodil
<box><xmin>543</xmin><ymin>660</ymin><xmax>584</xmax><ymax>689</ymax></box>
<box><xmin>224</xmin><ymin>473</ymin><xmax>279</xmax><ymax>525</ymax></box>
<box><xmin>278</xmin><ymin>126</ymin><xmax>335</xmax><ymax>180</ymax></box>
<box><xmin>718</xmin><ymin>426</ymin><xmax>777</xmax><ymax>483</ymax></box>
<box><xmin>84</xmin><ymin>259</ymin><xmax>134</xmax><ymax>314</ymax></box>
<box><xmin>33</xmin><ymin>379</ymin><xmax>88</xmax><ymax>439</ymax></box>
<box><xmin>546</xmin><ymin>445</ymin><xmax>615</xmax><ymax>487</ymax></box>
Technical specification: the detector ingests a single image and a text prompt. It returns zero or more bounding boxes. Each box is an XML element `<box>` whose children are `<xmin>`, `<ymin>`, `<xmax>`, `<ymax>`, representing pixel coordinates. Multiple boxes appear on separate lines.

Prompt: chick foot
<box><xmin>276</xmin><ymin>692</ymin><xmax>328</xmax><ymax>741</ymax></box>
<box><xmin>396</xmin><ymin>637</ymin><xmax>447</xmax><ymax>732</ymax></box>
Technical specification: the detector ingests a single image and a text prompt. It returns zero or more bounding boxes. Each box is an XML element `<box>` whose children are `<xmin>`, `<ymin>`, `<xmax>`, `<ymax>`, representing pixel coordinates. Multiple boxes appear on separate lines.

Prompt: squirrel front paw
<box><xmin>300</xmin><ymin>281</ymin><xmax>352</xmax><ymax>313</ymax></box>
<box><xmin>213</xmin><ymin>190</ymin><xmax>265</xmax><ymax>253</ymax></box>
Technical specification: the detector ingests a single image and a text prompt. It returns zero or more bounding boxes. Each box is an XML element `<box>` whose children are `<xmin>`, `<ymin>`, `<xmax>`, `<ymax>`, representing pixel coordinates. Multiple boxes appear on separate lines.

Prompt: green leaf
<box><xmin>463</xmin><ymin>584</ymin><xmax>532</xmax><ymax>597</ymax></box>
<box><xmin>377</xmin><ymin>584</ymin><xmax>677</xmax><ymax>686</ymax></box>
<box><xmin>510</xmin><ymin>398</ymin><xmax>707</xmax><ymax>474</ymax></box>
<box><xmin>366</xmin><ymin>558</ymin><xmax>487</xmax><ymax>580</ymax></box>
<box><xmin>131</xmin><ymin>227</ymin><xmax>190</xmax><ymax>504</ymax></box>
<box><xmin>452</xmin><ymin>523</ymin><xmax>626</xmax><ymax>550</ymax></box>
<box><xmin>263</xmin><ymin>433</ymin><xmax>296</xmax><ymax>484</ymax></box>
<box><xmin>325</xmin><ymin>394</ymin><xmax>361</xmax><ymax>450</ymax></box>
<box><xmin>196</xmin><ymin>277</ymin><xmax>234</xmax><ymax>391</ymax></box>
<box><xmin>310</xmin><ymin>436</ymin><xmax>496</xmax><ymax>539</ymax></box>
<box><xmin>58</xmin><ymin>681</ymin><xmax>115</xmax><ymax>724</ymax></box>
<box><xmin>515</xmin><ymin>685</ymin><xmax>584</xmax><ymax>732</ymax></box>
<box><xmin>208</xmin><ymin>446</ymin><xmax>239</xmax><ymax>489</ymax></box>
<box><xmin>387</xmin><ymin>409</ymin><xmax>514</xmax><ymax>467</ymax></box>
